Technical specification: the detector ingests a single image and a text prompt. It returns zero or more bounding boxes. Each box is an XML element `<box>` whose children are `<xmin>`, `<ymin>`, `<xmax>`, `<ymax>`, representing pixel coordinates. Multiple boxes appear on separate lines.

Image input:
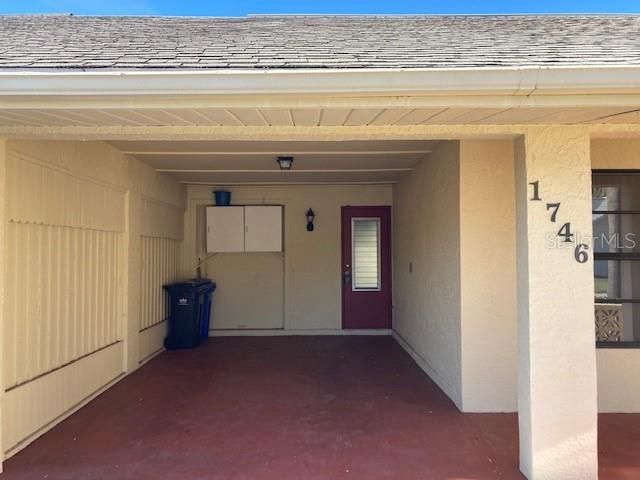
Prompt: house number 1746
<box><xmin>529</xmin><ymin>181</ymin><xmax>589</xmax><ymax>264</ymax></box>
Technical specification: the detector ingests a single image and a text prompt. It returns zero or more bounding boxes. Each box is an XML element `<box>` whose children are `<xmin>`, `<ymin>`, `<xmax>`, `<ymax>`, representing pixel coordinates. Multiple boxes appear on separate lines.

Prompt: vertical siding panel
<box><xmin>140</xmin><ymin>237</ymin><xmax>147</xmax><ymax>331</ymax></box>
<box><xmin>21</xmin><ymin>224</ymin><xmax>32</xmax><ymax>382</ymax></box>
<box><xmin>61</xmin><ymin>226</ymin><xmax>70</xmax><ymax>365</ymax></box>
<box><xmin>112</xmin><ymin>235</ymin><xmax>117</xmax><ymax>343</ymax></box>
<box><xmin>90</xmin><ymin>230</ymin><xmax>98</xmax><ymax>353</ymax></box>
<box><xmin>137</xmin><ymin>235</ymin><xmax>181</xmax><ymax>332</ymax></box>
<box><xmin>152</xmin><ymin>239</ymin><xmax>158</xmax><ymax>330</ymax></box>
<box><xmin>146</xmin><ymin>237</ymin><xmax>151</xmax><ymax>329</ymax></box>
<box><xmin>33</xmin><ymin>227</ymin><xmax>48</xmax><ymax>372</ymax></box>
<box><xmin>100</xmin><ymin>231</ymin><xmax>107</xmax><ymax>346</ymax></box>
<box><xmin>149</xmin><ymin>237</ymin><xmax>153</xmax><ymax>329</ymax></box>
<box><xmin>105</xmin><ymin>232</ymin><xmax>112</xmax><ymax>344</ymax></box>
<box><xmin>116</xmin><ymin>234</ymin><xmax>122</xmax><ymax>341</ymax></box>
<box><xmin>53</xmin><ymin>226</ymin><xmax>62</xmax><ymax>369</ymax></box>
<box><xmin>161</xmin><ymin>238</ymin><xmax>165</xmax><ymax>322</ymax></box>
<box><xmin>69</xmin><ymin>227</ymin><xmax>77</xmax><ymax>361</ymax></box>
<box><xmin>79</xmin><ymin>229</ymin><xmax>87</xmax><ymax>357</ymax></box>
<box><xmin>158</xmin><ymin>240</ymin><xmax>163</xmax><ymax>323</ymax></box>
<box><xmin>14</xmin><ymin>224</ymin><xmax>25</xmax><ymax>385</ymax></box>
<box><xmin>157</xmin><ymin>239</ymin><xmax>162</xmax><ymax>326</ymax></box>
<box><xmin>44</xmin><ymin>226</ymin><xmax>53</xmax><ymax>374</ymax></box>
<box><xmin>4</xmin><ymin>225</ymin><xmax>17</xmax><ymax>387</ymax></box>
<box><xmin>3</xmin><ymin>150</ymin><xmax>132</xmax><ymax>425</ymax></box>
<box><xmin>114</xmin><ymin>235</ymin><xmax>121</xmax><ymax>342</ymax></box>
<box><xmin>96</xmin><ymin>231</ymin><xmax>103</xmax><ymax>347</ymax></box>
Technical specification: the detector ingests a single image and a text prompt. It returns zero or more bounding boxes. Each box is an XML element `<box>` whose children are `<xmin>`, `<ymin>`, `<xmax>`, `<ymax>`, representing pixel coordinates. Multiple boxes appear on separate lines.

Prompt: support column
<box><xmin>123</xmin><ymin>172</ymin><xmax>142</xmax><ymax>373</ymax></box>
<box><xmin>515</xmin><ymin>127</ymin><xmax>598</xmax><ymax>479</ymax></box>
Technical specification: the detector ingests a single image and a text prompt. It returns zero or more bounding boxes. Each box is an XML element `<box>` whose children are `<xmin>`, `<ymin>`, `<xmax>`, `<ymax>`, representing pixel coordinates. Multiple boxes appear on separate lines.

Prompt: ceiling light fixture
<box><xmin>276</xmin><ymin>156</ymin><xmax>294</xmax><ymax>170</ymax></box>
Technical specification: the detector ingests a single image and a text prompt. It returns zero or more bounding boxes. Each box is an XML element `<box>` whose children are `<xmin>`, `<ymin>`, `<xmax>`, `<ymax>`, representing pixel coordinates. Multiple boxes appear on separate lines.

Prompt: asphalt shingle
<box><xmin>0</xmin><ymin>14</ymin><xmax>639</xmax><ymax>70</ymax></box>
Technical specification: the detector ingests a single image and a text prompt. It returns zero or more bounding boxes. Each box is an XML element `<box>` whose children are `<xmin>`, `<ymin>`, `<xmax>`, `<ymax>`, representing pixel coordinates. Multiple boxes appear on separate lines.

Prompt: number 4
<box><xmin>557</xmin><ymin>223</ymin><xmax>574</xmax><ymax>243</ymax></box>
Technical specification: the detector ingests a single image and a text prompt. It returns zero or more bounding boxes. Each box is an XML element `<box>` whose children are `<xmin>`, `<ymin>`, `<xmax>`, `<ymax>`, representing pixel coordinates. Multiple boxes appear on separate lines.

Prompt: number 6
<box><xmin>574</xmin><ymin>244</ymin><xmax>589</xmax><ymax>263</ymax></box>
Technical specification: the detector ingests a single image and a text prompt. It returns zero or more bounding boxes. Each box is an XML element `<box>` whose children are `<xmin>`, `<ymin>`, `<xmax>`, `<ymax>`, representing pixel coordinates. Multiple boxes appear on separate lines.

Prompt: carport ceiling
<box><xmin>110</xmin><ymin>140</ymin><xmax>439</xmax><ymax>184</ymax></box>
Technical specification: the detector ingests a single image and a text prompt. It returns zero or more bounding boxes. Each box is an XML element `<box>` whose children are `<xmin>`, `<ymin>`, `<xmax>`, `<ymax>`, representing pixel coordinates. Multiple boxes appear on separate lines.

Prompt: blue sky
<box><xmin>1</xmin><ymin>1</ymin><xmax>639</xmax><ymax>16</ymax></box>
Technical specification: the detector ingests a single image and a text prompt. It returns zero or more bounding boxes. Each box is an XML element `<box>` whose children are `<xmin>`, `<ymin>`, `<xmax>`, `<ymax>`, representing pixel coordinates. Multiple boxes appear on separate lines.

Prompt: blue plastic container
<box><xmin>214</xmin><ymin>190</ymin><xmax>231</xmax><ymax>206</ymax></box>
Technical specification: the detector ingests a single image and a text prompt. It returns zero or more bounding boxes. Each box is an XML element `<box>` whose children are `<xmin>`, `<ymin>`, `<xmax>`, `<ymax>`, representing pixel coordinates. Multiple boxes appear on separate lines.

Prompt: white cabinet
<box><xmin>244</xmin><ymin>206</ymin><xmax>283</xmax><ymax>252</ymax></box>
<box><xmin>206</xmin><ymin>206</ymin><xmax>282</xmax><ymax>253</ymax></box>
<box><xmin>206</xmin><ymin>206</ymin><xmax>244</xmax><ymax>253</ymax></box>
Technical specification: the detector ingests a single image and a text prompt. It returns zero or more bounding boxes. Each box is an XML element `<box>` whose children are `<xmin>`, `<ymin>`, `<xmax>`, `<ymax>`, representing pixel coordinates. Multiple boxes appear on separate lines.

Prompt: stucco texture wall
<box><xmin>184</xmin><ymin>184</ymin><xmax>393</xmax><ymax>332</ymax></box>
<box><xmin>0</xmin><ymin>139</ymin><xmax>185</xmax><ymax>458</ymax></box>
<box><xmin>393</xmin><ymin>141</ymin><xmax>463</xmax><ymax>406</ymax></box>
<box><xmin>393</xmin><ymin>139</ymin><xmax>517</xmax><ymax>412</ymax></box>
<box><xmin>459</xmin><ymin>140</ymin><xmax>517</xmax><ymax>412</ymax></box>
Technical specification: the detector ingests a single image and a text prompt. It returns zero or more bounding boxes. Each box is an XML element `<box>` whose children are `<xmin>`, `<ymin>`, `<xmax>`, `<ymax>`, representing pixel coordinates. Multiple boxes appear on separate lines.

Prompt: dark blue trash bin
<box><xmin>163</xmin><ymin>279</ymin><xmax>216</xmax><ymax>349</ymax></box>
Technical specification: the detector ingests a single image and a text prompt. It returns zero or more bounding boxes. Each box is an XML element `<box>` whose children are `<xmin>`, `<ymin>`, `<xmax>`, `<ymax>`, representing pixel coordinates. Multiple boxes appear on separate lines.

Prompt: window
<box><xmin>352</xmin><ymin>218</ymin><xmax>381</xmax><ymax>291</ymax></box>
<box><xmin>593</xmin><ymin>171</ymin><xmax>640</xmax><ymax>347</ymax></box>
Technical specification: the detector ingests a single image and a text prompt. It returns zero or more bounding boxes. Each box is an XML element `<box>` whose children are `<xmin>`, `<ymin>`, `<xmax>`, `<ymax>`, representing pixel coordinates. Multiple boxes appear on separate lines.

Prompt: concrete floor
<box><xmin>2</xmin><ymin>336</ymin><xmax>638</xmax><ymax>480</ymax></box>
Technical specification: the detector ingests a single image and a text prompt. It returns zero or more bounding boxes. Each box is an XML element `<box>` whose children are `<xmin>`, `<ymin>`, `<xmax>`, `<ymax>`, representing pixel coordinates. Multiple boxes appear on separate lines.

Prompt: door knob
<box><xmin>344</xmin><ymin>271</ymin><xmax>351</xmax><ymax>285</ymax></box>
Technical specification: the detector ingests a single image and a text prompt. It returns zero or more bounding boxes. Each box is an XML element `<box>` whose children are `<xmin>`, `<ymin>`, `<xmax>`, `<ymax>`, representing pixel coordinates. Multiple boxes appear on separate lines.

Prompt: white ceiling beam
<box><xmin>156</xmin><ymin>168</ymin><xmax>412</xmax><ymax>173</ymax></box>
<box><xmin>2</xmin><ymin>124</ymin><xmax>640</xmax><ymax>141</ymax></box>
<box><xmin>122</xmin><ymin>149</ymin><xmax>433</xmax><ymax>155</ymax></box>
<box><xmin>181</xmin><ymin>180</ymin><xmax>399</xmax><ymax>185</ymax></box>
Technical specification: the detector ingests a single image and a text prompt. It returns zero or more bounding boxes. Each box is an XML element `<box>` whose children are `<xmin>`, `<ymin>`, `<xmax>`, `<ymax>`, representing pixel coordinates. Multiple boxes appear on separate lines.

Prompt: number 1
<box><xmin>529</xmin><ymin>181</ymin><xmax>541</xmax><ymax>201</ymax></box>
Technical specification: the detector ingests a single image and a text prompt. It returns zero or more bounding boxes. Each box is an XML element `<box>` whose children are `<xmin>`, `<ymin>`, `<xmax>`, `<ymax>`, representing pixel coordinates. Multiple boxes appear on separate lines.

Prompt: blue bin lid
<box><xmin>164</xmin><ymin>278</ymin><xmax>216</xmax><ymax>292</ymax></box>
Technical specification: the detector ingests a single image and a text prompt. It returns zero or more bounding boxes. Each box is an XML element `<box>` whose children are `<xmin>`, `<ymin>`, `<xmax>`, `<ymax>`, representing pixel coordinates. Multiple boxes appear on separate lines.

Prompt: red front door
<box><xmin>341</xmin><ymin>206</ymin><xmax>392</xmax><ymax>329</ymax></box>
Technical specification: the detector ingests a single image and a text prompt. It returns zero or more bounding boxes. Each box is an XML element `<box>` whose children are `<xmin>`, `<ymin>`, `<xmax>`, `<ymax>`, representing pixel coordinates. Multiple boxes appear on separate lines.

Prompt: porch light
<box><xmin>277</xmin><ymin>156</ymin><xmax>294</xmax><ymax>170</ymax></box>
<box><xmin>306</xmin><ymin>209</ymin><xmax>316</xmax><ymax>232</ymax></box>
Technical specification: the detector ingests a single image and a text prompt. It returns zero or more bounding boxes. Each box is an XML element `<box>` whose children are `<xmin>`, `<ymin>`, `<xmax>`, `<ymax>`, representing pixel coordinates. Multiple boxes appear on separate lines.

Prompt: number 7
<box><xmin>546</xmin><ymin>203</ymin><xmax>560</xmax><ymax>222</ymax></box>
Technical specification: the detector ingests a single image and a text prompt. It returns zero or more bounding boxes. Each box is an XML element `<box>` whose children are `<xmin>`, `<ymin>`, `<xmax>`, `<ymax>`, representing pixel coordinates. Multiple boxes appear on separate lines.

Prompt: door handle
<box><xmin>344</xmin><ymin>271</ymin><xmax>351</xmax><ymax>285</ymax></box>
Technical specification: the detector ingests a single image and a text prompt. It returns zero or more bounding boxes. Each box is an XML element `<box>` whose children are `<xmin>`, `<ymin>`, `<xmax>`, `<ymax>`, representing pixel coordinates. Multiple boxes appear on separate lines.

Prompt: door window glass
<box><xmin>352</xmin><ymin>218</ymin><xmax>381</xmax><ymax>291</ymax></box>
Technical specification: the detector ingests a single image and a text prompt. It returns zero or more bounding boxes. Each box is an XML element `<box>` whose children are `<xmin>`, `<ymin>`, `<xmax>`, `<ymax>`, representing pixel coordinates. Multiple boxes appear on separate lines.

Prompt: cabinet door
<box><xmin>206</xmin><ymin>206</ymin><xmax>244</xmax><ymax>253</ymax></box>
<box><xmin>244</xmin><ymin>206</ymin><xmax>283</xmax><ymax>252</ymax></box>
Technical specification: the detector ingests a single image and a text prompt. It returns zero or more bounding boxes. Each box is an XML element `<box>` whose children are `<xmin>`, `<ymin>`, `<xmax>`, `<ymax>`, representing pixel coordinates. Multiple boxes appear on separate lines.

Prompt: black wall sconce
<box><xmin>306</xmin><ymin>209</ymin><xmax>316</xmax><ymax>232</ymax></box>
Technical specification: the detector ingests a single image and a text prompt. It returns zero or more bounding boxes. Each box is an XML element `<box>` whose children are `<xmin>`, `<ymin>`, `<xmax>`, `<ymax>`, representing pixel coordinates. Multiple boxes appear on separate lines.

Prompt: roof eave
<box><xmin>0</xmin><ymin>66</ymin><xmax>640</xmax><ymax>98</ymax></box>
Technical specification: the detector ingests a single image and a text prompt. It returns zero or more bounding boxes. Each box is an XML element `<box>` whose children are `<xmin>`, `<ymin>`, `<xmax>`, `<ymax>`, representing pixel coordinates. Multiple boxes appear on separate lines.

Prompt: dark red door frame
<box><xmin>341</xmin><ymin>206</ymin><xmax>392</xmax><ymax>330</ymax></box>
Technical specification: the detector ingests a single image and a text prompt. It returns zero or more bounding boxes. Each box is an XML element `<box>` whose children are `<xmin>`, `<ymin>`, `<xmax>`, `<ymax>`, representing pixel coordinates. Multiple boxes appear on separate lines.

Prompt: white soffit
<box><xmin>0</xmin><ymin>67</ymin><xmax>640</xmax><ymax>128</ymax></box>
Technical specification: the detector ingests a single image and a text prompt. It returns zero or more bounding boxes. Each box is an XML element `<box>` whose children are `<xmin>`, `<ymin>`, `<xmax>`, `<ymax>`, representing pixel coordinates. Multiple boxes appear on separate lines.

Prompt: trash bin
<box><xmin>163</xmin><ymin>279</ymin><xmax>216</xmax><ymax>349</ymax></box>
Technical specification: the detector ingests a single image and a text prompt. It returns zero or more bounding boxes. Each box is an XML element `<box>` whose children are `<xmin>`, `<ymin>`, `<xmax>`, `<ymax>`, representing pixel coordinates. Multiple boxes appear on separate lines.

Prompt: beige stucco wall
<box><xmin>0</xmin><ymin>139</ymin><xmax>185</xmax><ymax>458</ymax></box>
<box><xmin>184</xmin><ymin>184</ymin><xmax>393</xmax><ymax>332</ymax></box>
<box><xmin>459</xmin><ymin>140</ymin><xmax>518</xmax><ymax>412</ymax></box>
<box><xmin>591</xmin><ymin>138</ymin><xmax>640</xmax><ymax>413</ymax></box>
<box><xmin>515</xmin><ymin>128</ymin><xmax>598</xmax><ymax>479</ymax></box>
<box><xmin>393</xmin><ymin>139</ymin><xmax>517</xmax><ymax>412</ymax></box>
<box><xmin>393</xmin><ymin>141</ymin><xmax>463</xmax><ymax>407</ymax></box>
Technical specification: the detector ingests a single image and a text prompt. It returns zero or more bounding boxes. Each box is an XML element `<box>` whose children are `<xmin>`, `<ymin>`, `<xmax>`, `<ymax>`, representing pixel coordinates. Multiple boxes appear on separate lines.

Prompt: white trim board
<box><xmin>3</xmin><ymin>66</ymin><xmax>640</xmax><ymax>98</ymax></box>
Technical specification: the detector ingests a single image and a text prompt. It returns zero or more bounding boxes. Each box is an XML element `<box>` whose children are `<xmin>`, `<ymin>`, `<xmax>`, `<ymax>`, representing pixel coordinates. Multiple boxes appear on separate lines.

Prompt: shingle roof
<box><xmin>1</xmin><ymin>14</ymin><xmax>639</xmax><ymax>70</ymax></box>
